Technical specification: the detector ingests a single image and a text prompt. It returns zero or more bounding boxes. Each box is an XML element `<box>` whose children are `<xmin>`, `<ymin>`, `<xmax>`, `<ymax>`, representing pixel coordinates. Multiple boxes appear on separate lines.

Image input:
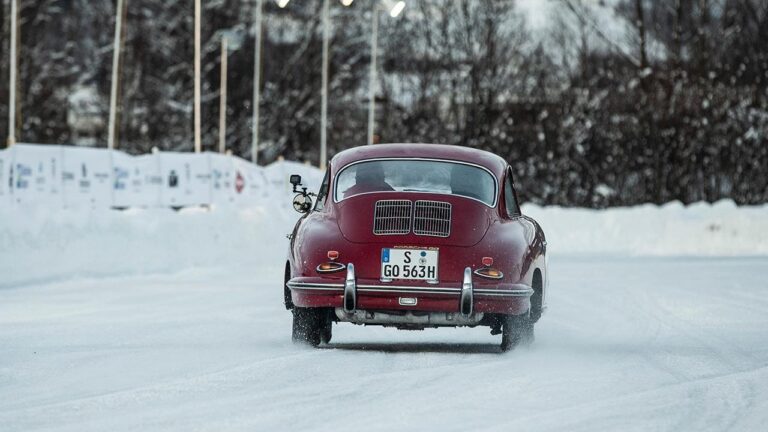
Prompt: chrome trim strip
<box><xmin>475</xmin><ymin>289</ymin><xmax>534</xmax><ymax>297</ymax></box>
<box><xmin>358</xmin><ymin>284</ymin><xmax>458</xmax><ymax>292</ymax></box>
<box><xmin>287</xmin><ymin>283</ymin><xmax>344</xmax><ymax>291</ymax></box>
<box><xmin>332</xmin><ymin>158</ymin><xmax>499</xmax><ymax>208</ymax></box>
<box><xmin>358</xmin><ymin>288</ymin><xmax>457</xmax><ymax>295</ymax></box>
<box><xmin>289</xmin><ymin>280</ymin><xmax>532</xmax><ymax>297</ymax></box>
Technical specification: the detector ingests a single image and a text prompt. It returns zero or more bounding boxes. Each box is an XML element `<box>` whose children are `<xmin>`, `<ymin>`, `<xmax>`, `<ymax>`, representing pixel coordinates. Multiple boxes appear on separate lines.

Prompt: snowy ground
<box><xmin>2</xmin><ymin>203</ymin><xmax>768</xmax><ymax>431</ymax></box>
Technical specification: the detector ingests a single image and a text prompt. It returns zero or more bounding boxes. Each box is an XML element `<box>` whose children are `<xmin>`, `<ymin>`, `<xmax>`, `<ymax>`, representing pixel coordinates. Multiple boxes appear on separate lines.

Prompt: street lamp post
<box><xmin>367</xmin><ymin>0</ymin><xmax>404</xmax><ymax>146</ymax></box>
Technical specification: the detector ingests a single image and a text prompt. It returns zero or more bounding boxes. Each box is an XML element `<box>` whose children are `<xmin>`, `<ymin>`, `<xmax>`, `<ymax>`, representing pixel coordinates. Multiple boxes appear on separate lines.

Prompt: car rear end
<box><xmin>288</xmin><ymin>192</ymin><xmax>533</xmax><ymax>331</ymax></box>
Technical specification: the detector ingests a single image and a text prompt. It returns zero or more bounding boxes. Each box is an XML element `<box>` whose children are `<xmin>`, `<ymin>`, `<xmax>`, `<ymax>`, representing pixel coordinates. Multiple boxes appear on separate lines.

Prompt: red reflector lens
<box><xmin>482</xmin><ymin>257</ymin><xmax>494</xmax><ymax>267</ymax></box>
<box><xmin>327</xmin><ymin>250</ymin><xmax>339</xmax><ymax>260</ymax></box>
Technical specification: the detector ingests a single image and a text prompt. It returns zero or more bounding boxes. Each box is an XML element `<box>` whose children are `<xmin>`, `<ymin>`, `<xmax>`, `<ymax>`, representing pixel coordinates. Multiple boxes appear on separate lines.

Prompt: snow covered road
<box><xmin>2</xmin><ymin>256</ymin><xmax>768</xmax><ymax>431</ymax></box>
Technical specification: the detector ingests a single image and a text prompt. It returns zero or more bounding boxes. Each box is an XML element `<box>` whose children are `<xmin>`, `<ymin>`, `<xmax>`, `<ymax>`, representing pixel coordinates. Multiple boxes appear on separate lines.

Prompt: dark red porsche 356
<box><xmin>285</xmin><ymin>144</ymin><xmax>547</xmax><ymax>351</ymax></box>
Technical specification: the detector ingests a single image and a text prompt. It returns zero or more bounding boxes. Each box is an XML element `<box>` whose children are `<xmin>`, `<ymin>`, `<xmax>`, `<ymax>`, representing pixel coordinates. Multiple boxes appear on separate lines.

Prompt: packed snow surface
<box><xmin>1</xmin><ymin>201</ymin><xmax>768</xmax><ymax>431</ymax></box>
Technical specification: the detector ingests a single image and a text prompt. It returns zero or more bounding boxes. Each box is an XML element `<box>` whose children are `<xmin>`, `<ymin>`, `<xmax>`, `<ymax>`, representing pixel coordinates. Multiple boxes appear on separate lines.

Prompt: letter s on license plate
<box><xmin>381</xmin><ymin>248</ymin><xmax>438</xmax><ymax>281</ymax></box>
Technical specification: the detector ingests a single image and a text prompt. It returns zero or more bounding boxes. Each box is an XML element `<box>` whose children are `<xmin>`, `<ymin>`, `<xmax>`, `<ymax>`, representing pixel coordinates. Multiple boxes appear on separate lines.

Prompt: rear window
<box><xmin>334</xmin><ymin>160</ymin><xmax>497</xmax><ymax>206</ymax></box>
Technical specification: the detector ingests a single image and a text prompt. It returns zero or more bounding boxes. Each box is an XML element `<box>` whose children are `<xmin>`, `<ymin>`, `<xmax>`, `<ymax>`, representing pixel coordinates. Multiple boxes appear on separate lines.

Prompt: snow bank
<box><xmin>0</xmin><ymin>156</ymin><xmax>319</xmax><ymax>288</ymax></box>
<box><xmin>524</xmin><ymin>200</ymin><xmax>768</xmax><ymax>257</ymax></box>
<box><xmin>0</xmin><ymin>206</ymin><xmax>298</xmax><ymax>288</ymax></box>
<box><xmin>2</xmin><ymin>198</ymin><xmax>767</xmax><ymax>288</ymax></box>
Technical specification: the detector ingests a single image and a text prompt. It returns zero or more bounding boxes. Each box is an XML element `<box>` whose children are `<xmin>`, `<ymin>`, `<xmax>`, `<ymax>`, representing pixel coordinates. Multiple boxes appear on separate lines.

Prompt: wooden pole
<box><xmin>7</xmin><ymin>0</ymin><xmax>18</xmax><ymax>146</ymax></box>
<box><xmin>107</xmin><ymin>0</ymin><xmax>125</xmax><ymax>150</ymax></box>
<box><xmin>251</xmin><ymin>0</ymin><xmax>263</xmax><ymax>163</ymax></box>
<box><xmin>219</xmin><ymin>37</ymin><xmax>228</xmax><ymax>154</ymax></box>
<box><xmin>194</xmin><ymin>0</ymin><xmax>202</xmax><ymax>153</ymax></box>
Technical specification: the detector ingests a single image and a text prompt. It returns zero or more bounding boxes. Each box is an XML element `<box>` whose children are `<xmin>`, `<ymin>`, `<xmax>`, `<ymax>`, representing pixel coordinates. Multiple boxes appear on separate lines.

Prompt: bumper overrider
<box><xmin>287</xmin><ymin>264</ymin><xmax>534</xmax><ymax>321</ymax></box>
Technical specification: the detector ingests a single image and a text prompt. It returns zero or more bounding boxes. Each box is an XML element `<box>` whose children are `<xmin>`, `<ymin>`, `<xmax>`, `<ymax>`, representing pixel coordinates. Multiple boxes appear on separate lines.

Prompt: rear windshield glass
<box><xmin>334</xmin><ymin>160</ymin><xmax>497</xmax><ymax>206</ymax></box>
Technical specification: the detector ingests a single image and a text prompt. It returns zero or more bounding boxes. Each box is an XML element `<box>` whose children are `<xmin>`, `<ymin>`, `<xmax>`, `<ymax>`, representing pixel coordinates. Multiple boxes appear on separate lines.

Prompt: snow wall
<box><xmin>1</xmin><ymin>144</ymin><xmax>767</xmax><ymax>288</ymax></box>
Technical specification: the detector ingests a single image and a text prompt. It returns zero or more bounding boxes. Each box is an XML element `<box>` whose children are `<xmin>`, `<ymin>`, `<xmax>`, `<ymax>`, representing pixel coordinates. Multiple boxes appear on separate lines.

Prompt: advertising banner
<box><xmin>0</xmin><ymin>148</ymin><xmax>8</xmax><ymax>201</ymax></box>
<box><xmin>134</xmin><ymin>154</ymin><xmax>163</xmax><ymax>207</ymax></box>
<box><xmin>3</xmin><ymin>144</ymin><xmax>320</xmax><ymax>209</ymax></box>
<box><xmin>209</xmin><ymin>153</ymin><xmax>235</xmax><ymax>206</ymax></box>
<box><xmin>158</xmin><ymin>152</ymin><xmax>212</xmax><ymax>207</ymax></box>
<box><xmin>231</xmin><ymin>156</ymin><xmax>270</xmax><ymax>205</ymax></box>
<box><xmin>9</xmin><ymin>144</ymin><xmax>63</xmax><ymax>207</ymax></box>
<box><xmin>112</xmin><ymin>150</ymin><xmax>145</xmax><ymax>208</ymax></box>
<box><xmin>61</xmin><ymin>146</ymin><xmax>113</xmax><ymax>208</ymax></box>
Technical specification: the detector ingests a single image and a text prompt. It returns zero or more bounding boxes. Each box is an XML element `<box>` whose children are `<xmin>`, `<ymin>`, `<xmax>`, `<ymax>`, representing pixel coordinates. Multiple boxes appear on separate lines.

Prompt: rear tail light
<box><xmin>474</xmin><ymin>267</ymin><xmax>504</xmax><ymax>279</ymax></box>
<box><xmin>475</xmin><ymin>257</ymin><xmax>503</xmax><ymax>279</ymax></box>
<box><xmin>317</xmin><ymin>262</ymin><xmax>346</xmax><ymax>273</ymax></box>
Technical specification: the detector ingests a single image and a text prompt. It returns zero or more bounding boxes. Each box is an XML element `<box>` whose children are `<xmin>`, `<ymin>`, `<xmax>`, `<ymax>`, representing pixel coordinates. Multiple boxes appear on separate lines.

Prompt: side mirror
<box><xmin>289</xmin><ymin>174</ymin><xmax>302</xmax><ymax>187</ymax></box>
<box><xmin>293</xmin><ymin>193</ymin><xmax>313</xmax><ymax>213</ymax></box>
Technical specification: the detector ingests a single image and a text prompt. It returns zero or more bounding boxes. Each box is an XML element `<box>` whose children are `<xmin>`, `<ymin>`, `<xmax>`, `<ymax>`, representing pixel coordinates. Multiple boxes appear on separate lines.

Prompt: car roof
<box><xmin>331</xmin><ymin>144</ymin><xmax>508</xmax><ymax>178</ymax></box>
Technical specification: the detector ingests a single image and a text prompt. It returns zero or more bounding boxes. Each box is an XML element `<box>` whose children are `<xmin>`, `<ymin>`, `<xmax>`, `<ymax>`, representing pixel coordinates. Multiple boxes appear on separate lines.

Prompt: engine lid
<box><xmin>335</xmin><ymin>193</ymin><xmax>492</xmax><ymax>247</ymax></box>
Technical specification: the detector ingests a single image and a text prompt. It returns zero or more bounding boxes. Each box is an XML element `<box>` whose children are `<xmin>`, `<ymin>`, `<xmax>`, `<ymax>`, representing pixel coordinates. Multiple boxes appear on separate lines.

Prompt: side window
<box><xmin>314</xmin><ymin>169</ymin><xmax>330</xmax><ymax>211</ymax></box>
<box><xmin>504</xmin><ymin>169</ymin><xmax>521</xmax><ymax>217</ymax></box>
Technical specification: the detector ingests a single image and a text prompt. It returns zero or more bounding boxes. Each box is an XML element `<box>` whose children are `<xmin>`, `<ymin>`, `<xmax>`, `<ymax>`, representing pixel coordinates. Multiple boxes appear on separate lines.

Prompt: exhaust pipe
<box><xmin>460</xmin><ymin>267</ymin><xmax>473</xmax><ymax>316</ymax></box>
<box><xmin>344</xmin><ymin>263</ymin><xmax>357</xmax><ymax>313</ymax></box>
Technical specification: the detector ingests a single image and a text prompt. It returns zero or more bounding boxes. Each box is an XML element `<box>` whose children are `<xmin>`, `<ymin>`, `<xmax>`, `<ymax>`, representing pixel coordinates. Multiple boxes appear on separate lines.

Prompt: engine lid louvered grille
<box><xmin>413</xmin><ymin>200</ymin><xmax>452</xmax><ymax>237</ymax></box>
<box><xmin>373</xmin><ymin>200</ymin><xmax>412</xmax><ymax>235</ymax></box>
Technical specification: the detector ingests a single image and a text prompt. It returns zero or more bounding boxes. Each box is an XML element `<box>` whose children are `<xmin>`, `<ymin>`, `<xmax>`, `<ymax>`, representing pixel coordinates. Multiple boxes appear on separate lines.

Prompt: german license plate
<box><xmin>381</xmin><ymin>248</ymin><xmax>438</xmax><ymax>281</ymax></box>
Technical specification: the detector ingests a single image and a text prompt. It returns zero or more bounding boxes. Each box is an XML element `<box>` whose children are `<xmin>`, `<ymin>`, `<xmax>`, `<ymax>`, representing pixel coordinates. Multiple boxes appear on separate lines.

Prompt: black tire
<box><xmin>319</xmin><ymin>310</ymin><xmax>333</xmax><ymax>345</ymax></box>
<box><xmin>530</xmin><ymin>270</ymin><xmax>543</xmax><ymax>323</ymax></box>
<box><xmin>500</xmin><ymin>312</ymin><xmax>535</xmax><ymax>352</ymax></box>
<box><xmin>284</xmin><ymin>264</ymin><xmax>294</xmax><ymax>310</ymax></box>
<box><xmin>292</xmin><ymin>307</ymin><xmax>322</xmax><ymax>346</ymax></box>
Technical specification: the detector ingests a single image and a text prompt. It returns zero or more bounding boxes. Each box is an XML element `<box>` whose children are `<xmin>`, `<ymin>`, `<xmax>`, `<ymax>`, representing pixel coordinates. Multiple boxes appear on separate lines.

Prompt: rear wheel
<box><xmin>292</xmin><ymin>307</ymin><xmax>322</xmax><ymax>346</ymax></box>
<box><xmin>500</xmin><ymin>312</ymin><xmax>534</xmax><ymax>352</ymax></box>
<box><xmin>319</xmin><ymin>310</ymin><xmax>333</xmax><ymax>344</ymax></box>
<box><xmin>284</xmin><ymin>264</ymin><xmax>294</xmax><ymax>310</ymax></box>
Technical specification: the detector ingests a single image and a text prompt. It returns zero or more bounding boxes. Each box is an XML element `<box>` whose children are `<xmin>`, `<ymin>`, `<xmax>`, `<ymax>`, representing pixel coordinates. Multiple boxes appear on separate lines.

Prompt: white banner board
<box><xmin>0</xmin><ymin>148</ymin><xmax>8</xmax><ymax>201</ymax></box>
<box><xmin>8</xmin><ymin>144</ymin><xmax>63</xmax><ymax>207</ymax></box>
<box><xmin>158</xmin><ymin>152</ymin><xmax>211</xmax><ymax>207</ymax></box>
<box><xmin>209</xmin><ymin>153</ymin><xmax>235</xmax><ymax>206</ymax></box>
<box><xmin>1</xmin><ymin>144</ymin><xmax>323</xmax><ymax>210</ymax></box>
<box><xmin>231</xmin><ymin>156</ymin><xmax>270</xmax><ymax>205</ymax></box>
<box><xmin>61</xmin><ymin>146</ymin><xmax>113</xmax><ymax>208</ymax></box>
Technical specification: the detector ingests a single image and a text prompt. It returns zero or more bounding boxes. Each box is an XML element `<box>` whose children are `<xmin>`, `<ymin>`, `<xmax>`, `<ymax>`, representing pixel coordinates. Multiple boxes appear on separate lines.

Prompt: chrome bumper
<box><xmin>286</xmin><ymin>263</ymin><xmax>534</xmax><ymax>312</ymax></box>
<box><xmin>286</xmin><ymin>281</ymin><xmax>534</xmax><ymax>298</ymax></box>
